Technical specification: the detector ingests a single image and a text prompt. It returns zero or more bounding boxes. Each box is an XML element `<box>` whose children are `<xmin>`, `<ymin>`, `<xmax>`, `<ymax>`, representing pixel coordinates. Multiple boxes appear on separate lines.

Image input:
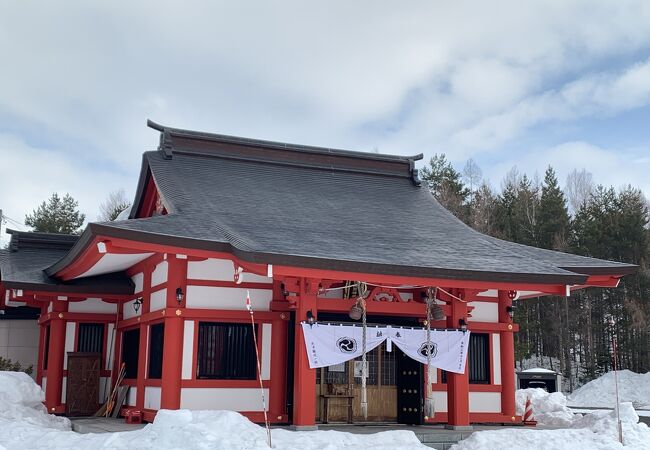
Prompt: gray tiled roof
<box><xmin>0</xmin><ymin>230</ymin><xmax>133</xmax><ymax>294</ymax></box>
<box><xmin>46</xmin><ymin>123</ymin><xmax>634</xmax><ymax>286</ymax></box>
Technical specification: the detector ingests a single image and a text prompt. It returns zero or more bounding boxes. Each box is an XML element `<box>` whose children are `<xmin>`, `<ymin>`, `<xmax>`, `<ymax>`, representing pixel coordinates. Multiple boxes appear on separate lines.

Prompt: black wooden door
<box><xmin>396</xmin><ymin>347</ymin><xmax>423</xmax><ymax>425</ymax></box>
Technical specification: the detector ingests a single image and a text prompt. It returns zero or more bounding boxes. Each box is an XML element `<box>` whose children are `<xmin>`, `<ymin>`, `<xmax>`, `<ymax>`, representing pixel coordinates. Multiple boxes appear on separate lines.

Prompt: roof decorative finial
<box><xmin>147</xmin><ymin>119</ymin><xmax>173</xmax><ymax>159</ymax></box>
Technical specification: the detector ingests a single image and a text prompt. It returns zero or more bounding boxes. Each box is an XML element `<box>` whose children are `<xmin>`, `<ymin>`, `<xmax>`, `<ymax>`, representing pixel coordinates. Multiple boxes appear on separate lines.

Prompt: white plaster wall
<box><xmin>186</xmin><ymin>286</ymin><xmax>272</xmax><ymax>310</ymax></box>
<box><xmin>63</xmin><ymin>322</ymin><xmax>76</xmax><ymax>369</ymax></box>
<box><xmin>180</xmin><ymin>388</ymin><xmax>270</xmax><ymax>411</ymax></box>
<box><xmin>261</xmin><ymin>323</ymin><xmax>272</xmax><ymax>381</ymax></box>
<box><xmin>47</xmin><ymin>302</ymin><xmax>53</xmax><ymax>313</ymax></box>
<box><xmin>68</xmin><ymin>298</ymin><xmax>117</xmax><ymax>314</ymax></box>
<box><xmin>467</xmin><ymin>301</ymin><xmax>499</xmax><ymax>322</ymax></box>
<box><xmin>182</xmin><ymin>320</ymin><xmax>195</xmax><ymax>380</ymax></box>
<box><xmin>123</xmin><ymin>300</ymin><xmax>141</xmax><ymax>320</ymax></box>
<box><xmin>0</xmin><ymin>320</ymin><xmax>39</xmax><ymax>376</ymax></box>
<box><xmin>319</xmin><ymin>289</ymin><xmax>343</xmax><ymax>299</ymax></box>
<box><xmin>432</xmin><ymin>391</ymin><xmax>447</xmax><ymax>413</ymax></box>
<box><xmin>126</xmin><ymin>387</ymin><xmax>137</xmax><ymax>406</ymax></box>
<box><xmin>469</xmin><ymin>392</ymin><xmax>501</xmax><ymax>413</ymax></box>
<box><xmin>132</xmin><ymin>272</ymin><xmax>144</xmax><ymax>294</ymax></box>
<box><xmin>149</xmin><ymin>288</ymin><xmax>167</xmax><ymax>312</ymax></box>
<box><xmin>187</xmin><ymin>258</ymin><xmax>272</xmax><ymax>283</ymax></box>
<box><xmin>144</xmin><ymin>386</ymin><xmax>162</xmax><ymax>410</ymax></box>
<box><xmin>105</xmin><ymin>324</ymin><xmax>116</xmax><ymax>370</ymax></box>
<box><xmin>492</xmin><ymin>333</ymin><xmax>502</xmax><ymax>385</ymax></box>
<box><xmin>62</xmin><ymin>376</ymin><xmax>67</xmax><ymax>403</ymax></box>
<box><xmin>99</xmin><ymin>377</ymin><xmax>111</xmax><ymax>403</ymax></box>
<box><xmin>41</xmin><ymin>377</ymin><xmax>47</xmax><ymax>396</ymax></box>
<box><xmin>151</xmin><ymin>261</ymin><xmax>168</xmax><ymax>287</ymax></box>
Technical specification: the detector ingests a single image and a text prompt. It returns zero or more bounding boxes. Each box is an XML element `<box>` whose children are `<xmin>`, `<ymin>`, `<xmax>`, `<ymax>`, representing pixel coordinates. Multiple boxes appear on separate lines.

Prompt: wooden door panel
<box><xmin>66</xmin><ymin>352</ymin><xmax>101</xmax><ymax>417</ymax></box>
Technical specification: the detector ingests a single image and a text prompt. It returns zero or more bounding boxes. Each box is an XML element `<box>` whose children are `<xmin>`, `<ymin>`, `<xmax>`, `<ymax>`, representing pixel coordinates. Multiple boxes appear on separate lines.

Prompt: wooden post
<box><xmin>36</xmin><ymin>304</ymin><xmax>48</xmax><ymax>386</ymax></box>
<box><xmin>160</xmin><ymin>256</ymin><xmax>187</xmax><ymax>410</ymax></box>
<box><xmin>445</xmin><ymin>292</ymin><xmax>470</xmax><ymax>429</ymax></box>
<box><xmin>498</xmin><ymin>290</ymin><xmax>517</xmax><ymax>422</ymax></box>
<box><xmin>44</xmin><ymin>300</ymin><xmax>67</xmax><ymax>413</ymax></box>
<box><xmin>292</xmin><ymin>277</ymin><xmax>318</xmax><ymax>429</ymax></box>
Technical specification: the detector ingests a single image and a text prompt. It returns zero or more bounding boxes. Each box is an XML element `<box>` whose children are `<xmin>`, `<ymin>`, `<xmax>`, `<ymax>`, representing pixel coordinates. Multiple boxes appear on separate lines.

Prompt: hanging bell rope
<box><xmin>424</xmin><ymin>287</ymin><xmax>438</xmax><ymax>420</ymax></box>
<box><xmin>356</xmin><ymin>282</ymin><xmax>369</xmax><ymax>421</ymax></box>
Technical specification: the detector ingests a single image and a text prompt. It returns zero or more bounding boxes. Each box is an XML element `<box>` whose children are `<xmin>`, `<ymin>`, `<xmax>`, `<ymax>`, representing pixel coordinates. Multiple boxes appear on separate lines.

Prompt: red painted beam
<box><xmin>274</xmin><ymin>265</ymin><xmax>571</xmax><ymax>294</ymax></box>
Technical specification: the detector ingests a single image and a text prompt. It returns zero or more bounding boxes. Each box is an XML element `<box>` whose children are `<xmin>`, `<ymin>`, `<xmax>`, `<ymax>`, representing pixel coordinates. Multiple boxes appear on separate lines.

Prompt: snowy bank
<box><xmin>0</xmin><ymin>371</ymin><xmax>70</xmax><ymax>431</ymax></box>
<box><xmin>0</xmin><ymin>409</ymin><xmax>428</xmax><ymax>450</ymax></box>
<box><xmin>0</xmin><ymin>373</ymin><xmax>425</xmax><ymax>450</ymax></box>
<box><xmin>458</xmin><ymin>387</ymin><xmax>650</xmax><ymax>449</ymax></box>
<box><xmin>516</xmin><ymin>388</ymin><xmax>576</xmax><ymax>427</ymax></box>
<box><xmin>452</xmin><ymin>402</ymin><xmax>650</xmax><ymax>450</ymax></box>
<box><xmin>568</xmin><ymin>370</ymin><xmax>650</xmax><ymax>408</ymax></box>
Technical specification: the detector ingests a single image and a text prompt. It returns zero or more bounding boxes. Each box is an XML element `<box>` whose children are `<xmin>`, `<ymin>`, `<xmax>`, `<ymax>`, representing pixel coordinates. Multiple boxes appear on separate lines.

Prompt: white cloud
<box><xmin>0</xmin><ymin>134</ymin><xmax>133</xmax><ymax>245</ymax></box>
<box><xmin>0</xmin><ymin>0</ymin><xmax>650</xmax><ymax>241</ymax></box>
<box><xmin>491</xmin><ymin>141</ymin><xmax>650</xmax><ymax>196</ymax></box>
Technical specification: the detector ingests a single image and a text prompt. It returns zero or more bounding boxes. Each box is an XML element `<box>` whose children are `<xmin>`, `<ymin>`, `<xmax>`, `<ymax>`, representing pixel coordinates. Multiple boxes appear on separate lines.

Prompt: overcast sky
<box><xmin>1</xmin><ymin>1</ymin><xmax>650</xmax><ymax>245</ymax></box>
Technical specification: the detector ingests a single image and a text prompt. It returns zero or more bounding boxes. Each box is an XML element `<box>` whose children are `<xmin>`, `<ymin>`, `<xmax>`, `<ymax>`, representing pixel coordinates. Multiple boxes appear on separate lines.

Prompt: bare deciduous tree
<box><xmin>565</xmin><ymin>169</ymin><xmax>594</xmax><ymax>215</ymax></box>
<box><xmin>98</xmin><ymin>189</ymin><xmax>131</xmax><ymax>222</ymax></box>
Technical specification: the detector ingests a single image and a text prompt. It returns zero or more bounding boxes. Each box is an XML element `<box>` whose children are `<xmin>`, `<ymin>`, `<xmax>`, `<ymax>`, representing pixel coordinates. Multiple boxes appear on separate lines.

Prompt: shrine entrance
<box><xmin>316</xmin><ymin>341</ymin><xmax>397</xmax><ymax>422</ymax></box>
<box><xmin>314</xmin><ymin>314</ymin><xmax>422</xmax><ymax>424</ymax></box>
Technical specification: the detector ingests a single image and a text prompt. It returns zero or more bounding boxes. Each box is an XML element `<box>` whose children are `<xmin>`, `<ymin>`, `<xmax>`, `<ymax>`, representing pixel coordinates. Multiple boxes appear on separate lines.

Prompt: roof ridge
<box><xmin>147</xmin><ymin>119</ymin><xmax>423</xmax><ymax>164</ymax></box>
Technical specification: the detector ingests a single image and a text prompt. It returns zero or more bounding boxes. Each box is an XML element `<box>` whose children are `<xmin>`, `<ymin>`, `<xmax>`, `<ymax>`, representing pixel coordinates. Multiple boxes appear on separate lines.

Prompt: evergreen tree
<box><xmin>420</xmin><ymin>154</ymin><xmax>470</xmax><ymax>222</ymax></box>
<box><xmin>538</xmin><ymin>166</ymin><xmax>570</xmax><ymax>250</ymax></box>
<box><xmin>25</xmin><ymin>193</ymin><xmax>86</xmax><ymax>234</ymax></box>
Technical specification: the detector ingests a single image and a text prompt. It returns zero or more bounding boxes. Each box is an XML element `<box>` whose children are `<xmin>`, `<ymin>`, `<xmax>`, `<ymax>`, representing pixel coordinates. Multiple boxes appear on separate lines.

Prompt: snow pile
<box><xmin>568</xmin><ymin>370</ymin><xmax>650</xmax><ymax>408</ymax></box>
<box><xmin>0</xmin><ymin>371</ymin><xmax>70</xmax><ymax>431</ymax></box>
<box><xmin>516</xmin><ymin>388</ymin><xmax>576</xmax><ymax>426</ymax></box>
<box><xmin>0</xmin><ymin>408</ymin><xmax>427</xmax><ymax>450</ymax></box>
<box><xmin>451</xmin><ymin>428</ymin><xmax>626</xmax><ymax>450</ymax></box>
<box><xmin>455</xmin><ymin>392</ymin><xmax>650</xmax><ymax>450</ymax></box>
<box><xmin>571</xmin><ymin>402</ymin><xmax>650</xmax><ymax>449</ymax></box>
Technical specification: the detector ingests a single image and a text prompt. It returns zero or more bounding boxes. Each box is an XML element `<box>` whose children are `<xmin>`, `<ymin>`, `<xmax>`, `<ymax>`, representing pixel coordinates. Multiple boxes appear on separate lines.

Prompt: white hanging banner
<box><xmin>301</xmin><ymin>323</ymin><xmax>470</xmax><ymax>374</ymax></box>
<box><xmin>301</xmin><ymin>323</ymin><xmax>387</xmax><ymax>369</ymax></box>
<box><xmin>388</xmin><ymin>327</ymin><xmax>471</xmax><ymax>374</ymax></box>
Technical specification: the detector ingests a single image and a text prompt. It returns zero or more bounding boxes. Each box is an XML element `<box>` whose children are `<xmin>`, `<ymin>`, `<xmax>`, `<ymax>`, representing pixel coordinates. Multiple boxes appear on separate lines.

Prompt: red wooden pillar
<box><xmin>160</xmin><ymin>256</ymin><xmax>187</xmax><ymax>410</ymax></box>
<box><xmin>445</xmin><ymin>294</ymin><xmax>470</xmax><ymax>429</ymax></box>
<box><xmin>498</xmin><ymin>290</ymin><xmax>517</xmax><ymax>422</ymax></box>
<box><xmin>292</xmin><ymin>277</ymin><xmax>318</xmax><ymax>429</ymax></box>
<box><xmin>45</xmin><ymin>300</ymin><xmax>67</xmax><ymax>413</ymax></box>
<box><xmin>269</xmin><ymin>316</ymin><xmax>288</xmax><ymax>421</ymax></box>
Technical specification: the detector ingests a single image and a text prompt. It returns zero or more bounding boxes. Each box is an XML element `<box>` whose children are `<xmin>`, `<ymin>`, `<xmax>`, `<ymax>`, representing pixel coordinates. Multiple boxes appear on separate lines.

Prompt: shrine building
<box><xmin>0</xmin><ymin>121</ymin><xmax>636</xmax><ymax>428</ymax></box>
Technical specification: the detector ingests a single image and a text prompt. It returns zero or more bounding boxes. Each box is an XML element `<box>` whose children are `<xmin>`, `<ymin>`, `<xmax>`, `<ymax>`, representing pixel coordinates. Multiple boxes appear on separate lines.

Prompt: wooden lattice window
<box><xmin>196</xmin><ymin>322</ymin><xmax>257</xmax><ymax>380</ymax></box>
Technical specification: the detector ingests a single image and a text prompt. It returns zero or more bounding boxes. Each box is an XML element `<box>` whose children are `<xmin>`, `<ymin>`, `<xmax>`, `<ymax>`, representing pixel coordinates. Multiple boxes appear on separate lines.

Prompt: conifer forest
<box><xmin>420</xmin><ymin>156</ymin><xmax>649</xmax><ymax>391</ymax></box>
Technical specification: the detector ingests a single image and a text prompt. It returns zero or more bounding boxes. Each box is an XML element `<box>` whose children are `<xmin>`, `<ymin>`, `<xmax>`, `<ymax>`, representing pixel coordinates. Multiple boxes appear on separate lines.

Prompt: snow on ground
<box><xmin>0</xmin><ymin>371</ymin><xmax>70</xmax><ymax>431</ymax></box>
<box><xmin>0</xmin><ymin>372</ymin><xmax>426</xmax><ymax>450</ymax></box>
<box><xmin>467</xmin><ymin>387</ymin><xmax>650</xmax><ymax>450</ymax></box>
<box><xmin>454</xmin><ymin>398</ymin><xmax>650</xmax><ymax>449</ymax></box>
<box><xmin>2</xmin><ymin>371</ymin><xmax>650</xmax><ymax>450</ymax></box>
<box><xmin>0</xmin><ymin>409</ymin><xmax>428</xmax><ymax>450</ymax></box>
<box><xmin>516</xmin><ymin>388</ymin><xmax>576</xmax><ymax>427</ymax></box>
<box><xmin>568</xmin><ymin>370</ymin><xmax>650</xmax><ymax>409</ymax></box>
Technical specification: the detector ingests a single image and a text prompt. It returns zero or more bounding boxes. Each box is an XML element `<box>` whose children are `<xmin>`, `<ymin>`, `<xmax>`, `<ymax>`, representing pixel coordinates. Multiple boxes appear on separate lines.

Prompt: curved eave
<box><xmin>44</xmin><ymin>222</ymin><xmax>604</xmax><ymax>289</ymax></box>
<box><xmin>558</xmin><ymin>265</ymin><xmax>638</xmax><ymax>276</ymax></box>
